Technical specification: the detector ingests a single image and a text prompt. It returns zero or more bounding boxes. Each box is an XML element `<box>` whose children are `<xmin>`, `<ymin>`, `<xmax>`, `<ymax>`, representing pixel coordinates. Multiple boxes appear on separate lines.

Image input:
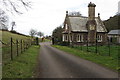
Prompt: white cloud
<box><xmin>9</xmin><ymin>0</ymin><xmax>119</xmax><ymax>36</ymax></box>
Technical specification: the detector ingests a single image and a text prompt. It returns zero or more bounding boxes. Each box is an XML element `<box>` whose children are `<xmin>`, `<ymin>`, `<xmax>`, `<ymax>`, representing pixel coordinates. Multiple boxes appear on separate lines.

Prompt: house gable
<box><xmin>65</xmin><ymin>16</ymin><xmax>107</xmax><ymax>33</ymax></box>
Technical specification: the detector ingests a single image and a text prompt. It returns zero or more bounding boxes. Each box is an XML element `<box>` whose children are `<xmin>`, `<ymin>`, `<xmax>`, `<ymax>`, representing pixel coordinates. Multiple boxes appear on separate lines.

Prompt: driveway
<box><xmin>35</xmin><ymin>42</ymin><xmax>118</xmax><ymax>78</ymax></box>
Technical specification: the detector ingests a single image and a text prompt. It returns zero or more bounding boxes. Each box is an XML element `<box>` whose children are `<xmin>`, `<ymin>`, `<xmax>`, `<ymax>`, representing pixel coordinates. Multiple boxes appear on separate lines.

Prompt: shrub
<box><xmin>59</xmin><ymin>41</ymin><xmax>70</xmax><ymax>46</ymax></box>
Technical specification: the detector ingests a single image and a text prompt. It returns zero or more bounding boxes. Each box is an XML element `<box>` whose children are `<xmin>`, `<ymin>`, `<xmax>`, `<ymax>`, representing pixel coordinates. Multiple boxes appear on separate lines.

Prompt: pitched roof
<box><xmin>68</xmin><ymin>16</ymin><xmax>107</xmax><ymax>32</ymax></box>
<box><xmin>69</xmin><ymin>16</ymin><xmax>88</xmax><ymax>32</ymax></box>
<box><xmin>108</xmin><ymin>30</ymin><xmax>120</xmax><ymax>35</ymax></box>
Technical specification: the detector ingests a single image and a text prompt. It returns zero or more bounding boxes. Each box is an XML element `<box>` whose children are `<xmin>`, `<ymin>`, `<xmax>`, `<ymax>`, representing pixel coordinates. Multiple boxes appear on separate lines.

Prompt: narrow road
<box><xmin>36</xmin><ymin>42</ymin><xmax>118</xmax><ymax>78</ymax></box>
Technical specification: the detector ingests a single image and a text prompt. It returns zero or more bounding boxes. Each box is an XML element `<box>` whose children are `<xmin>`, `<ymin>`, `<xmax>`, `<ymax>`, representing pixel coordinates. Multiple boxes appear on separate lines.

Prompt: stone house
<box><xmin>108</xmin><ymin>30</ymin><xmax>120</xmax><ymax>44</ymax></box>
<box><xmin>62</xmin><ymin>2</ymin><xmax>108</xmax><ymax>45</ymax></box>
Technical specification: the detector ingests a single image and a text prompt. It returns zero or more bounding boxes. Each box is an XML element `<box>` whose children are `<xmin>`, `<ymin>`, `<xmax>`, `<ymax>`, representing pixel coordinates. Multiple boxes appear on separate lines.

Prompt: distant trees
<box><xmin>69</xmin><ymin>11</ymin><xmax>81</xmax><ymax>16</ymax></box>
<box><xmin>52</xmin><ymin>26</ymin><xmax>63</xmax><ymax>44</ymax></box>
<box><xmin>29</xmin><ymin>29</ymin><xmax>37</xmax><ymax>37</ymax></box>
<box><xmin>29</xmin><ymin>29</ymin><xmax>45</xmax><ymax>38</ymax></box>
<box><xmin>37</xmin><ymin>31</ymin><xmax>44</xmax><ymax>38</ymax></box>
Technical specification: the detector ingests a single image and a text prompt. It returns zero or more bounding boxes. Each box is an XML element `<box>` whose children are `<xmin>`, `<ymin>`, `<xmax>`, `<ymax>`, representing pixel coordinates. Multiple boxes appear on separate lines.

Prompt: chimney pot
<box><xmin>88</xmin><ymin>2</ymin><xmax>96</xmax><ymax>7</ymax></box>
<box><xmin>66</xmin><ymin>11</ymin><xmax>68</xmax><ymax>14</ymax></box>
<box><xmin>98</xmin><ymin>13</ymin><xmax>100</xmax><ymax>16</ymax></box>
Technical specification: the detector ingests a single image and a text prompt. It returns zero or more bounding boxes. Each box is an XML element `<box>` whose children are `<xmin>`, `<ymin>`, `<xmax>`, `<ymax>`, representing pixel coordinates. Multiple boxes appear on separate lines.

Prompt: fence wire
<box><xmin>1</xmin><ymin>38</ymin><xmax>34</xmax><ymax>64</ymax></box>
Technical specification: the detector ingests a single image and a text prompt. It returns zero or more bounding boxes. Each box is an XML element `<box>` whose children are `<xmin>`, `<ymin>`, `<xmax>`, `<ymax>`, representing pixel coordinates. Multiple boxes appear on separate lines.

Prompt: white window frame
<box><xmin>63</xmin><ymin>34</ymin><xmax>65</xmax><ymax>41</ymax></box>
<box><xmin>97</xmin><ymin>35</ymin><xmax>102</xmax><ymax>42</ymax></box>
<box><xmin>65</xmin><ymin>24</ymin><xmax>68</xmax><ymax>30</ymax></box>
<box><xmin>70</xmin><ymin>35</ymin><xmax>73</xmax><ymax>42</ymax></box>
<box><xmin>77</xmin><ymin>34</ymin><xmax>83</xmax><ymax>42</ymax></box>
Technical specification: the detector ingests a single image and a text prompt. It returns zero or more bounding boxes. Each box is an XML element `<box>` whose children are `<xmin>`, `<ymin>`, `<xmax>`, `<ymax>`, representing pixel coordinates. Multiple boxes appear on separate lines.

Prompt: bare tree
<box><xmin>29</xmin><ymin>29</ymin><xmax>37</xmax><ymax>37</ymax></box>
<box><xmin>0</xmin><ymin>0</ymin><xmax>32</xmax><ymax>31</ymax></box>
<box><xmin>37</xmin><ymin>31</ymin><xmax>44</xmax><ymax>38</ymax></box>
<box><xmin>69</xmin><ymin>11</ymin><xmax>81</xmax><ymax>16</ymax></box>
<box><xmin>11</xmin><ymin>21</ymin><xmax>16</xmax><ymax>31</ymax></box>
<box><xmin>0</xmin><ymin>9</ymin><xmax>9</xmax><ymax>30</ymax></box>
<box><xmin>1</xmin><ymin>0</ymin><xmax>32</xmax><ymax>14</ymax></box>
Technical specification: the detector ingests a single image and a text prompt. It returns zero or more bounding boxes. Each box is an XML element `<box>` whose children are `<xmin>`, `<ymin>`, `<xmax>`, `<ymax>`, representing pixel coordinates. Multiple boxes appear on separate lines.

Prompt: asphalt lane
<box><xmin>36</xmin><ymin>42</ymin><xmax>118</xmax><ymax>78</ymax></box>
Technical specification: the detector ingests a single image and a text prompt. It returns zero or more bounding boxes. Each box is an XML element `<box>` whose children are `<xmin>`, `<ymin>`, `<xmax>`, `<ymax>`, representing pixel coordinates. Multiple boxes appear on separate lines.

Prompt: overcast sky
<box><xmin>8</xmin><ymin>0</ymin><xmax>119</xmax><ymax>36</ymax></box>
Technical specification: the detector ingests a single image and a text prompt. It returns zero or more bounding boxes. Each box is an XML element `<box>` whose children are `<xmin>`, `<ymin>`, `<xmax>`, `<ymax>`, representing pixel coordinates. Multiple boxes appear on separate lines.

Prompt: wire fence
<box><xmin>1</xmin><ymin>37</ymin><xmax>35</xmax><ymax>64</ymax></box>
<box><xmin>70</xmin><ymin>42</ymin><xmax>119</xmax><ymax>59</ymax></box>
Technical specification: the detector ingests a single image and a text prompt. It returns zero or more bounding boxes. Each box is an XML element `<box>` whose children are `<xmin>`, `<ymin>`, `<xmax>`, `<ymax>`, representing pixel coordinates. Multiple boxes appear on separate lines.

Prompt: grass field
<box><xmin>1</xmin><ymin>31</ymin><xmax>33</xmax><ymax>64</ymax></box>
<box><xmin>52</xmin><ymin>45</ymin><xmax>119</xmax><ymax>71</ymax></box>
<box><xmin>2</xmin><ymin>45</ymin><xmax>39</xmax><ymax>78</ymax></box>
<box><xmin>1</xmin><ymin>31</ymin><xmax>31</xmax><ymax>43</ymax></box>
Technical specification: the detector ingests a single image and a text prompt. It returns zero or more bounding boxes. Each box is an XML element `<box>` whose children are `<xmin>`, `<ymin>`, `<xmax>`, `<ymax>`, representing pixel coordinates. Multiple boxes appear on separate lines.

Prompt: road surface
<box><xmin>35</xmin><ymin>42</ymin><xmax>118</xmax><ymax>78</ymax></box>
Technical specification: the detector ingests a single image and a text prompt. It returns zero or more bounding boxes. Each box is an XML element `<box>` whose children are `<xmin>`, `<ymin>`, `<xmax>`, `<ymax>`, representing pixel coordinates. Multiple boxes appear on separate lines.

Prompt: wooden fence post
<box><xmin>87</xmin><ymin>41</ymin><xmax>88</xmax><ymax>52</ymax></box>
<box><xmin>108</xmin><ymin>40</ymin><xmax>110</xmax><ymax>56</ymax></box>
<box><xmin>95</xmin><ymin>31</ymin><xmax>98</xmax><ymax>54</ymax></box>
<box><xmin>21</xmin><ymin>39</ymin><xmax>22</xmax><ymax>53</ymax></box>
<box><xmin>26</xmin><ymin>41</ymin><xmax>27</xmax><ymax>49</ymax></box>
<box><xmin>28</xmin><ymin>40</ymin><xmax>29</xmax><ymax>48</ymax></box>
<box><xmin>28</xmin><ymin>40</ymin><xmax>30</xmax><ymax>48</ymax></box>
<box><xmin>23</xmin><ymin>41</ymin><xmax>25</xmax><ymax>51</ymax></box>
<box><xmin>16</xmin><ymin>39</ymin><xmax>18</xmax><ymax>56</ymax></box>
<box><xmin>81</xmin><ymin>44</ymin><xmax>82</xmax><ymax>50</ymax></box>
<box><xmin>26</xmin><ymin>42</ymin><xmax>28</xmax><ymax>49</ymax></box>
<box><xmin>25</xmin><ymin>41</ymin><xmax>26</xmax><ymax>50</ymax></box>
<box><xmin>95</xmin><ymin>38</ymin><xmax>97</xmax><ymax>54</ymax></box>
<box><xmin>11</xmin><ymin>37</ymin><xmax>13</xmax><ymax>60</ymax></box>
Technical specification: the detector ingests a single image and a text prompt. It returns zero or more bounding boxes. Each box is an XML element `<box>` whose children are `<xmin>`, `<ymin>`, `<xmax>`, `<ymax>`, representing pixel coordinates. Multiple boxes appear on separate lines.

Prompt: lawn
<box><xmin>2</xmin><ymin>45</ymin><xmax>40</xmax><ymax>78</ymax></box>
<box><xmin>52</xmin><ymin>45</ymin><xmax>119</xmax><ymax>71</ymax></box>
<box><xmin>72</xmin><ymin>45</ymin><xmax>119</xmax><ymax>59</ymax></box>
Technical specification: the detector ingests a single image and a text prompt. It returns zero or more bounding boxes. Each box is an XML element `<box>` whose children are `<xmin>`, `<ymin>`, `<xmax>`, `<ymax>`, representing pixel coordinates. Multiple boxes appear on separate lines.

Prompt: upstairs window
<box><xmin>65</xmin><ymin>24</ymin><xmax>68</xmax><ymax>30</ymax></box>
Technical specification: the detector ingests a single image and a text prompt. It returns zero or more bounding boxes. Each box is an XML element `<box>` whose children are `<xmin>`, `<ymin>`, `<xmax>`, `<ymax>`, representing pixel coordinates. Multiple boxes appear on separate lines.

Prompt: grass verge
<box><xmin>52</xmin><ymin>45</ymin><xmax>119</xmax><ymax>72</ymax></box>
<box><xmin>2</xmin><ymin>45</ymin><xmax>40</xmax><ymax>78</ymax></box>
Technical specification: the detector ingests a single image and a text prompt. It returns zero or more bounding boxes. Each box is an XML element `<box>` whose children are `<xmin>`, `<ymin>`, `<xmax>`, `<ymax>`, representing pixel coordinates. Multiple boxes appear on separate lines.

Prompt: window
<box><xmin>65</xmin><ymin>35</ymin><xmax>68</xmax><ymax>41</ymax></box>
<box><xmin>63</xmin><ymin>34</ymin><xmax>65</xmax><ymax>41</ymax></box>
<box><xmin>63</xmin><ymin>34</ymin><xmax>68</xmax><ymax>41</ymax></box>
<box><xmin>70</xmin><ymin>35</ymin><xmax>73</xmax><ymax>42</ymax></box>
<box><xmin>77</xmin><ymin>34</ymin><xmax>83</xmax><ymax>42</ymax></box>
<box><xmin>65</xmin><ymin>24</ymin><xmax>68</xmax><ymax>30</ymax></box>
<box><xmin>97</xmin><ymin>35</ymin><xmax>102</xmax><ymax>42</ymax></box>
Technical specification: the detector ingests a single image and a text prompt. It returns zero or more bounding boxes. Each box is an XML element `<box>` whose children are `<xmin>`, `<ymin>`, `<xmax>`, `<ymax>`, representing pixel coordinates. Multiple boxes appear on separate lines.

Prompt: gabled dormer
<box><xmin>63</xmin><ymin>11</ymin><xmax>70</xmax><ymax>33</ymax></box>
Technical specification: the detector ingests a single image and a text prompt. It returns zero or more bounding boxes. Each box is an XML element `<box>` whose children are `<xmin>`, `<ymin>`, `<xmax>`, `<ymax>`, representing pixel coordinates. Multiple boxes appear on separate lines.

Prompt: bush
<box><xmin>36</xmin><ymin>37</ymin><xmax>39</xmax><ymax>45</ymax></box>
<box><xmin>0</xmin><ymin>29</ymin><xmax>8</xmax><ymax>31</ymax></box>
<box><xmin>10</xmin><ymin>30</ymin><xmax>17</xmax><ymax>33</ymax></box>
<box><xmin>59</xmin><ymin>41</ymin><xmax>70</xmax><ymax>46</ymax></box>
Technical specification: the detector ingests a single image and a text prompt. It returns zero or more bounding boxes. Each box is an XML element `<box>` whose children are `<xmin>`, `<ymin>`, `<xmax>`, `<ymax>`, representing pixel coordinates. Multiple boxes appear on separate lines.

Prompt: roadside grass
<box><xmin>2</xmin><ymin>45</ymin><xmax>40</xmax><ymax>78</ymax></box>
<box><xmin>73</xmin><ymin>45</ymin><xmax>119</xmax><ymax>59</ymax></box>
<box><xmin>43</xmin><ymin>39</ymin><xmax>51</xmax><ymax>42</ymax></box>
<box><xmin>52</xmin><ymin>45</ymin><xmax>119</xmax><ymax>71</ymax></box>
<box><xmin>45</xmin><ymin>39</ymin><xmax>51</xmax><ymax>42</ymax></box>
<box><xmin>39</xmin><ymin>38</ymin><xmax>51</xmax><ymax>42</ymax></box>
